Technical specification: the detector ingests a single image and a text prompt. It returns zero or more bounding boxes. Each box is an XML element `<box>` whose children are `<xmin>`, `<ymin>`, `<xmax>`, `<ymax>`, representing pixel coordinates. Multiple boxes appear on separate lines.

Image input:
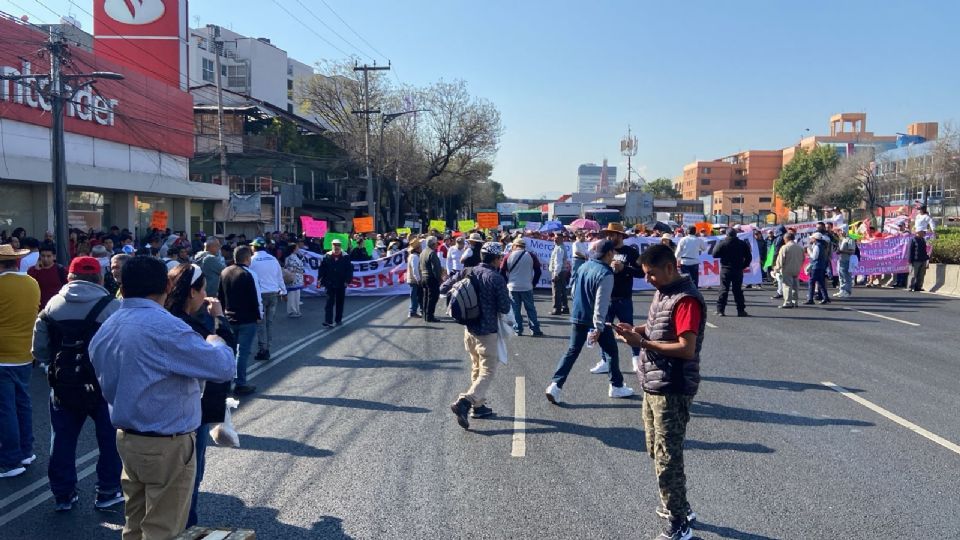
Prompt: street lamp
<box><xmin>378</xmin><ymin>109</ymin><xmax>431</xmax><ymax>229</ymax></box>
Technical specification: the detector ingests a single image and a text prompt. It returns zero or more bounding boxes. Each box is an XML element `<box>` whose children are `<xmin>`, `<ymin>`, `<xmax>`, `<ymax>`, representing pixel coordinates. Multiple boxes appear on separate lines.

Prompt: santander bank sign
<box><xmin>103</xmin><ymin>0</ymin><xmax>167</xmax><ymax>25</ymax></box>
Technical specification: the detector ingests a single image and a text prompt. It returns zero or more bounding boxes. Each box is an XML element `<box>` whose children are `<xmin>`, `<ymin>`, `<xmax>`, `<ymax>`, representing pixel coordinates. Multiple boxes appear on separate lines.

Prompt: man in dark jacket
<box><xmin>442</xmin><ymin>242</ymin><xmax>512</xmax><ymax>428</ymax></box>
<box><xmin>419</xmin><ymin>236</ymin><xmax>444</xmax><ymax>322</ymax></box>
<box><xmin>591</xmin><ymin>223</ymin><xmax>644</xmax><ymax>374</ymax></box>
<box><xmin>907</xmin><ymin>230</ymin><xmax>930</xmax><ymax>292</ymax></box>
<box><xmin>31</xmin><ymin>257</ymin><xmax>122</xmax><ymax>512</ymax></box>
<box><xmin>710</xmin><ymin>228</ymin><xmax>752</xmax><ymax>316</ymax></box>
<box><xmin>218</xmin><ymin>246</ymin><xmax>261</xmax><ymax>395</ymax></box>
<box><xmin>319</xmin><ymin>239</ymin><xmax>354</xmax><ymax>326</ymax></box>
<box><xmin>613</xmin><ymin>244</ymin><xmax>705</xmax><ymax>540</ymax></box>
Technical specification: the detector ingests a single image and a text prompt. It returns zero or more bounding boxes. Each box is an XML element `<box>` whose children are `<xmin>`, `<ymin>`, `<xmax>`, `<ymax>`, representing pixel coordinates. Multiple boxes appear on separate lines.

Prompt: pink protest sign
<box><xmin>300</xmin><ymin>216</ymin><xmax>328</xmax><ymax>238</ymax></box>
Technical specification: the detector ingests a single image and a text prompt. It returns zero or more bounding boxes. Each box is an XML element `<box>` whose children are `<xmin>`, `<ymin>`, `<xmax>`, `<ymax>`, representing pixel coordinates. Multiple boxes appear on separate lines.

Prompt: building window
<box><xmin>700</xmin><ymin>190</ymin><xmax>709</xmax><ymax>196</ymax></box>
<box><xmin>202</xmin><ymin>58</ymin><xmax>215</xmax><ymax>82</ymax></box>
<box><xmin>730</xmin><ymin>196</ymin><xmax>744</xmax><ymax>204</ymax></box>
<box><xmin>733</xmin><ymin>180</ymin><xmax>746</xmax><ymax>188</ymax></box>
<box><xmin>759</xmin><ymin>197</ymin><xmax>772</xmax><ymax>203</ymax></box>
<box><xmin>701</xmin><ymin>178</ymin><xmax>710</xmax><ymax>185</ymax></box>
<box><xmin>702</xmin><ymin>167</ymin><xmax>712</xmax><ymax>174</ymax></box>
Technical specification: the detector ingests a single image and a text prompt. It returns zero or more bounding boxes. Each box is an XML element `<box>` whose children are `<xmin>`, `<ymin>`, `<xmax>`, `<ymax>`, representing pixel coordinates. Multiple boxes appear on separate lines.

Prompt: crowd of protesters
<box><xmin>0</xmin><ymin>204</ymin><xmax>940</xmax><ymax>540</ymax></box>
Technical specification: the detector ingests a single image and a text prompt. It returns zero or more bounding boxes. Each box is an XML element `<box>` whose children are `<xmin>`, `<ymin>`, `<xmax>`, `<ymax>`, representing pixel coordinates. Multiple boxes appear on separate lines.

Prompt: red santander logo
<box><xmin>103</xmin><ymin>0</ymin><xmax>166</xmax><ymax>25</ymax></box>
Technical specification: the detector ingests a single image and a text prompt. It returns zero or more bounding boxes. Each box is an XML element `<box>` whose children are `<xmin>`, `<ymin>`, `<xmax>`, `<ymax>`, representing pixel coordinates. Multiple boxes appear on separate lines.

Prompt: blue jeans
<box><xmin>0</xmin><ymin>364</ymin><xmax>33</xmax><ymax>469</ymax></box>
<box><xmin>552</xmin><ymin>323</ymin><xmax>624</xmax><ymax>388</ymax></box>
<box><xmin>48</xmin><ymin>398</ymin><xmax>121</xmax><ymax>501</ymax></box>
<box><xmin>602</xmin><ymin>297</ymin><xmax>639</xmax><ymax>358</ymax></box>
<box><xmin>187</xmin><ymin>424</ymin><xmax>211</xmax><ymax>528</ymax></box>
<box><xmin>839</xmin><ymin>259</ymin><xmax>853</xmax><ymax>294</ymax></box>
<box><xmin>408</xmin><ymin>282</ymin><xmax>421</xmax><ymax>315</ymax></box>
<box><xmin>510</xmin><ymin>290</ymin><xmax>541</xmax><ymax>333</ymax></box>
<box><xmin>231</xmin><ymin>322</ymin><xmax>257</xmax><ymax>386</ymax></box>
<box><xmin>807</xmin><ymin>267</ymin><xmax>828</xmax><ymax>302</ymax></box>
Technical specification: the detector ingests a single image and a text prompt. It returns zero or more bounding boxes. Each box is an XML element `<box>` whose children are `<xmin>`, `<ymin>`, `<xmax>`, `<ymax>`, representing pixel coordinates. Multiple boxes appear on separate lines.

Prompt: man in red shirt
<box><xmin>614</xmin><ymin>244</ymin><xmax>706</xmax><ymax>540</ymax></box>
<box><xmin>27</xmin><ymin>244</ymin><xmax>67</xmax><ymax>309</ymax></box>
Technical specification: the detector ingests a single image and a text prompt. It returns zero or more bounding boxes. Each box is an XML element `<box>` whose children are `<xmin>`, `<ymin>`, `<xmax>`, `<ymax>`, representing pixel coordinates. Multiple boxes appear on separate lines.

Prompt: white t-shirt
<box><xmin>18</xmin><ymin>251</ymin><xmax>38</xmax><ymax>272</ymax></box>
<box><xmin>914</xmin><ymin>213</ymin><xmax>934</xmax><ymax>233</ymax></box>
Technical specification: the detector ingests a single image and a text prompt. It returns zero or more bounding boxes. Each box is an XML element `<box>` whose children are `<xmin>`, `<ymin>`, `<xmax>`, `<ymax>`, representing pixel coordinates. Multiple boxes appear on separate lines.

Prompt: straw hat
<box><xmin>0</xmin><ymin>244</ymin><xmax>30</xmax><ymax>260</ymax></box>
<box><xmin>601</xmin><ymin>223</ymin><xmax>627</xmax><ymax>235</ymax></box>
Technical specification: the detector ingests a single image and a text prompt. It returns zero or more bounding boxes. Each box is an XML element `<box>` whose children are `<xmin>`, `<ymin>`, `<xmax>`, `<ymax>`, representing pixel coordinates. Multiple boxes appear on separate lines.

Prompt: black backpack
<box><xmin>41</xmin><ymin>295</ymin><xmax>114</xmax><ymax>412</ymax></box>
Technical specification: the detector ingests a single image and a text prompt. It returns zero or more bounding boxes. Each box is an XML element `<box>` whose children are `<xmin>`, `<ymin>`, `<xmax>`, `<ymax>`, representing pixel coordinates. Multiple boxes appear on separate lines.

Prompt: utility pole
<box><xmin>352</xmin><ymin>62</ymin><xmax>390</xmax><ymax>228</ymax></box>
<box><xmin>620</xmin><ymin>125</ymin><xmax>638</xmax><ymax>191</ymax></box>
<box><xmin>210</xmin><ymin>25</ymin><xmax>229</xmax><ymax>187</ymax></box>
<box><xmin>1</xmin><ymin>29</ymin><xmax>123</xmax><ymax>265</ymax></box>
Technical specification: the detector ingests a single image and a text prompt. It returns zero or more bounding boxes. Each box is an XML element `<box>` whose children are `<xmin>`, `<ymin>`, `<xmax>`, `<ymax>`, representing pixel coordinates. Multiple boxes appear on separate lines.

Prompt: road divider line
<box><xmin>822</xmin><ymin>381</ymin><xmax>960</xmax><ymax>456</ymax></box>
<box><xmin>0</xmin><ymin>463</ymin><xmax>96</xmax><ymax>527</ymax></box>
<box><xmin>248</xmin><ymin>297</ymin><xmax>395</xmax><ymax>381</ymax></box>
<box><xmin>0</xmin><ymin>297</ymin><xmax>397</xmax><ymax>526</ymax></box>
<box><xmin>511</xmin><ymin>377</ymin><xmax>526</xmax><ymax>458</ymax></box>
<box><xmin>841</xmin><ymin>307</ymin><xmax>919</xmax><ymax>327</ymax></box>
<box><xmin>705</xmin><ymin>322</ymin><xmax>718</xmax><ymax>329</ymax></box>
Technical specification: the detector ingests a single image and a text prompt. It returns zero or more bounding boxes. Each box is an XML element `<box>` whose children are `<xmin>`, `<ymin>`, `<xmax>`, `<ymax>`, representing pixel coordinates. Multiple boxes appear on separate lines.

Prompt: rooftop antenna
<box><xmin>620</xmin><ymin>125</ymin><xmax>638</xmax><ymax>190</ymax></box>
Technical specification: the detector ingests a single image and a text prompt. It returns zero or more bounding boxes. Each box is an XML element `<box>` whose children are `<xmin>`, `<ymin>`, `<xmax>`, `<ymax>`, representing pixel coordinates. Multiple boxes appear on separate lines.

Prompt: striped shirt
<box><xmin>89</xmin><ymin>298</ymin><xmax>236</xmax><ymax>434</ymax></box>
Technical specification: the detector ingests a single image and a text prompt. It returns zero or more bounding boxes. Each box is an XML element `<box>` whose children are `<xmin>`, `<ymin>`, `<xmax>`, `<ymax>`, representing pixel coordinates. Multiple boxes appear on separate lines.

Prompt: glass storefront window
<box><xmin>190</xmin><ymin>200</ymin><xmax>216</xmax><ymax>236</ymax></box>
<box><xmin>134</xmin><ymin>195</ymin><xmax>173</xmax><ymax>242</ymax></box>
<box><xmin>67</xmin><ymin>190</ymin><xmax>114</xmax><ymax>232</ymax></box>
<box><xmin>0</xmin><ymin>184</ymin><xmax>35</xmax><ymax>235</ymax></box>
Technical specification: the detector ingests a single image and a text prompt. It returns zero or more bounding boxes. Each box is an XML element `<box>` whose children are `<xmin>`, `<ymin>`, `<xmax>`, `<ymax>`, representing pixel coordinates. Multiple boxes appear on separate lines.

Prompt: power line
<box><xmin>316</xmin><ymin>0</ymin><xmax>389</xmax><ymax>61</ymax></box>
<box><xmin>270</xmin><ymin>0</ymin><xmax>354</xmax><ymax>59</ymax></box>
<box><xmin>291</xmin><ymin>0</ymin><xmax>373</xmax><ymax>62</ymax></box>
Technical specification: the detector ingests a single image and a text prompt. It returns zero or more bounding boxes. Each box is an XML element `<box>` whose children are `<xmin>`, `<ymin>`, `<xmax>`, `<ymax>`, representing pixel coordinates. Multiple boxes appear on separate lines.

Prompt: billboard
<box><xmin>0</xmin><ymin>17</ymin><xmax>193</xmax><ymax>157</ymax></box>
<box><xmin>94</xmin><ymin>0</ymin><xmax>189</xmax><ymax>90</ymax></box>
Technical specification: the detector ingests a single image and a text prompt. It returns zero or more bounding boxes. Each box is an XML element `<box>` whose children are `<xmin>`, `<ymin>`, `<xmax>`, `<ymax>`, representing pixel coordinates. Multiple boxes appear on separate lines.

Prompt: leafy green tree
<box><xmin>642</xmin><ymin>177</ymin><xmax>680</xmax><ymax>198</ymax></box>
<box><xmin>775</xmin><ymin>145</ymin><xmax>839</xmax><ymax>211</ymax></box>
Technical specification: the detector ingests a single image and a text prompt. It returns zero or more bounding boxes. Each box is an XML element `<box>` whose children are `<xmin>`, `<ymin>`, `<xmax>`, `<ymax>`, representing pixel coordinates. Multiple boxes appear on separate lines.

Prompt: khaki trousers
<box><xmin>116</xmin><ymin>430</ymin><xmax>197</xmax><ymax>540</ymax></box>
<box><xmin>460</xmin><ymin>330</ymin><xmax>499</xmax><ymax>407</ymax></box>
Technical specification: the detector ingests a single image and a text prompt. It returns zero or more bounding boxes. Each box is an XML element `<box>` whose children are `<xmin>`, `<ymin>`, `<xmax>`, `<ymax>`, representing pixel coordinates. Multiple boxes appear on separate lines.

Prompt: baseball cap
<box><xmin>331</xmin><ymin>238</ymin><xmax>343</xmax><ymax>245</ymax></box>
<box><xmin>811</xmin><ymin>232</ymin><xmax>823</xmax><ymax>241</ymax></box>
<box><xmin>251</xmin><ymin>237</ymin><xmax>266</xmax><ymax>247</ymax></box>
<box><xmin>68</xmin><ymin>256</ymin><xmax>101</xmax><ymax>275</ymax></box>
<box><xmin>121</xmin><ymin>244</ymin><xmax>136</xmax><ymax>254</ymax></box>
<box><xmin>480</xmin><ymin>242</ymin><xmax>503</xmax><ymax>256</ymax></box>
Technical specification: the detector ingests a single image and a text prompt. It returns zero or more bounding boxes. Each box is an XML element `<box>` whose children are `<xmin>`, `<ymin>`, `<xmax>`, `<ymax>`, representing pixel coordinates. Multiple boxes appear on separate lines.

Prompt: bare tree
<box><xmin>812</xmin><ymin>152</ymin><xmax>888</xmax><ymax>226</ymax></box>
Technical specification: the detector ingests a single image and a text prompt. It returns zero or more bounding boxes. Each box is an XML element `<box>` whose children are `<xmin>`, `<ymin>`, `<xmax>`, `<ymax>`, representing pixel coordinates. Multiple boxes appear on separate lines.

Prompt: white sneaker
<box><xmin>631</xmin><ymin>355</ymin><xmax>641</xmax><ymax>373</ymax></box>
<box><xmin>589</xmin><ymin>360</ymin><xmax>610</xmax><ymax>374</ymax></box>
<box><xmin>609</xmin><ymin>384</ymin><xmax>635</xmax><ymax>398</ymax></box>
<box><xmin>20</xmin><ymin>454</ymin><xmax>36</xmax><ymax>466</ymax></box>
<box><xmin>0</xmin><ymin>465</ymin><xmax>26</xmax><ymax>478</ymax></box>
<box><xmin>545</xmin><ymin>383</ymin><xmax>561</xmax><ymax>404</ymax></box>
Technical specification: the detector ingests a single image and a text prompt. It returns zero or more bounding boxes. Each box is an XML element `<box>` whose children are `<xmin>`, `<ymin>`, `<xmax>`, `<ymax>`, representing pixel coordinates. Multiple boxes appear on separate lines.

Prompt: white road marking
<box><xmin>842</xmin><ymin>307</ymin><xmax>919</xmax><ymax>327</ymax></box>
<box><xmin>511</xmin><ymin>377</ymin><xmax>526</xmax><ymax>458</ymax></box>
<box><xmin>705</xmin><ymin>322</ymin><xmax>718</xmax><ymax>329</ymax></box>
<box><xmin>822</xmin><ymin>381</ymin><xmax>960</xmax><ymax>456</ymax></box>
<box><xmin>0</xmin><ymin>297</ymin><xmax>396</xmax><ymax>526</ymax></box>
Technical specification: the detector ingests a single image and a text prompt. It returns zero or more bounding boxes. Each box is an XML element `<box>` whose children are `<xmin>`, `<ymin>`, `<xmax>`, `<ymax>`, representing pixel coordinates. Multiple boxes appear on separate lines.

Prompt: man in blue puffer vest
<box><xmin>545</xmin><ymin>240</ymin><xmax>635</xmax><ymax>404</ymax></box>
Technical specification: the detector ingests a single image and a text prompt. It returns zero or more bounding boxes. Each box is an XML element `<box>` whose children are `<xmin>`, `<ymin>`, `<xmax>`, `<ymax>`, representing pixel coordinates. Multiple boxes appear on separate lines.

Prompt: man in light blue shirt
<box><xmin>89</xmin><ymin>256</ymin><xmax>235</xmax><ymax>540</ymax></box>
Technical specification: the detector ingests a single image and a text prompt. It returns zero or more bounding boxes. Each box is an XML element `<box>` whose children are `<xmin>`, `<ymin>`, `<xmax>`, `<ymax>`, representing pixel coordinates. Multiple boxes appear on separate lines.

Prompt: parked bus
<box><xmin>584</xmin><ymin>209</ymin><xmax>622</xmax><ymax>227</ymax></box>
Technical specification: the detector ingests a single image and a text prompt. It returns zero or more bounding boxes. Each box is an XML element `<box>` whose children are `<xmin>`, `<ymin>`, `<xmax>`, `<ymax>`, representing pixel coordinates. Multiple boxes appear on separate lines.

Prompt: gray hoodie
<box><xmin>32</xmin><ymin>280</ymin><xmax>120</xmax><ymax>363</ymax></box>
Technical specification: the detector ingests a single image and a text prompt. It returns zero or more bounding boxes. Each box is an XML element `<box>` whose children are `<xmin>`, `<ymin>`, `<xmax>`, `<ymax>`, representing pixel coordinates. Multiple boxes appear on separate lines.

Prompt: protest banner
<box><xmin>298</xmin><ymin>249</ymin><xmax>411</xmax><ymax>297</ymax></box>
<box><xmin>323</xmin><ymin>232</ymin><xmax>350</xmax><ymax>251</ymax></box>
<box><xmin>364</xmin><ymin>239</ymin><xmax>376</xmax><ymax>257</ymax></box>
<box><xmin>458</xmin><ymin>219</ymin><xmax>476</xmax><ymax>232</ymax></box>
<box><xmin>477</xmin><ymin>212</ymin><xmax>499</xmax><ymax>229</ymax></box>
<box><xmin>429</xmin><ymin>219</ymin><xmax>447</xmax><ymax>232</ymax></box>
<box><xmin>852</xmin><ymin>234</ymin><xmax>913</xmax><ymax>275</ymax></box>
<box><xmin>150</xmin><ymin>210</ymin><xmax>168</xmax><ymax>230</ymax></box>
<box><xmin>299</xmin><ymin>216</ymin><xmax>328</xmax><ymax>238</ymax></box>
<box><xmin>396</xmin><ymin>227</ymin><xmax>411</xmax><ymax>236</ymax></box>
<box><xmin>353</xmin><ymin>216</ymin><xmax>374</xmax><ymax>233</ymax></box>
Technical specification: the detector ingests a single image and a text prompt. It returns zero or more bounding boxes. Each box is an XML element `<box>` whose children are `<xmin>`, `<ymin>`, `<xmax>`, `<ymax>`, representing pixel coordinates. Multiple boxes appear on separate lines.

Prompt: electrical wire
<box><xmin>291</xmin><ymin>0</ymin><xmax>373</xmax><ymax>62</ymax></box>
<box><xmin>316</xmin><ymin>0</ymin><xmax>389</xmax><ymax>61</ymax></box>
<box><xmin>269</xmin><ymin>0</ymin><xmax>354</xmax><ymax>59</ymax></box>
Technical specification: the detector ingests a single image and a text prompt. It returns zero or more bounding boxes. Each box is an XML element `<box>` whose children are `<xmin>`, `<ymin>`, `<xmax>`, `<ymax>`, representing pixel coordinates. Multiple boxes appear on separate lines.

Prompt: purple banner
<box><xmin>853</xmin><ymin>235</ymin><xmax>911</xmax><ymax>275</ymax></box>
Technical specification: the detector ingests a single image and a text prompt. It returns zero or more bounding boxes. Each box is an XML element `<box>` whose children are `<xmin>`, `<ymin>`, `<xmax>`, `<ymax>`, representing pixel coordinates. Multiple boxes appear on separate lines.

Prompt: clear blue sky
<box><xmin>7</xmin><ymin>0</ymin><xmax>959</xmax><ymax>199</ymax></box>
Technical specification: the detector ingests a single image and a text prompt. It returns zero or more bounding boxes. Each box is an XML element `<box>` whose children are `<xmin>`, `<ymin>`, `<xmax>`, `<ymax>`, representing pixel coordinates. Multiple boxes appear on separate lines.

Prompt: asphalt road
<box><xmin>2</xmin><ymin>285</ymin><xmax>959</xmax><ymax>539</ymax></box>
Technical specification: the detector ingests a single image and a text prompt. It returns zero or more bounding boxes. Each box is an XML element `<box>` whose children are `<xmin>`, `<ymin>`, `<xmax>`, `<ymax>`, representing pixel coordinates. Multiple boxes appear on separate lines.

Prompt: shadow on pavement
<box><xmin>692</xmin><ymin>401</ymin><xmax>874</xmax><ymax>427</ymax></box>
<box><xmin>308</xmin><ymin>355</ymin><xmax>461</xmax><ymax>371</ymax></box>
<box><xmin>471</xmin><ymin>416</ymin><xmax>774</xmax><ymax>454</ymax></box>
<box><xmin>258</xmin><ymin>393</ymin><xmax>430</xmax><ymax>414</ymax></box>
<box><xmin>693</xmin><ymin>520</ymin><xmax>779</xmax><ymax>540</ymax></box>
<box><xmin>233</xmin><ymin>434</ymin><xmax>334</xmax><ymax>458</ymax></box>
<box><xmin>701</xmin><ymin>376</ymin><xmax>864</xmax><ymax>394</ymax></box>
<box><xmin>196</xmin><ymin>493</ymin><xmax>354</xmax><ymax>539</ymax></box>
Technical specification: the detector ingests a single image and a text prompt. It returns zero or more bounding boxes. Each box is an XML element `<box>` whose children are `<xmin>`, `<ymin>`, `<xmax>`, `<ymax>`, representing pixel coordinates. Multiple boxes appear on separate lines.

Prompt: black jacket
<box><xmin>711</xmin><ymin>234</ymin><xmax>752</xmax><ymax>270</ymax></box>
<box><xmin>320</xmin><ymin>252</ymin><xmax>354</xmax><ymax>289</ymax></box>
<box><xmin>909</xmin><ymin>236</ymin><xmax>929</xmax><ymax>263</ymax></box>
<box><xmin>218</xmin><ymin>264</ymin><xmax>261</xmax><ymax>325</ymax></box>
<box><xmin>175</xmin><ymin>311</ymin><xmax>236</xmax><ymax>424</ymax></box>
<box><xmin>611</xmin><ymin>244</ymin><xmax>643</xmax><ymax>299</ymax></box>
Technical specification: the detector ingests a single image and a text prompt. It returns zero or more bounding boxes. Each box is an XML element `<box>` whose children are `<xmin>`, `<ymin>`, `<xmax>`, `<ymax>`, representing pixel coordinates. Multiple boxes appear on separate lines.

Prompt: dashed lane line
<box><xmin>841</xmin><ymin>307</ymin><xmax>919</xmax><ymax>327</ymax></box>
<box><xmin>822</xmin><ymin>381</ymin><xmax>960</xmax><ymax>456</ymax></box>
<box><xmin>511</xmin><ymin>377</ymin><xmax>526</xmax><ymax>458</ymax></box>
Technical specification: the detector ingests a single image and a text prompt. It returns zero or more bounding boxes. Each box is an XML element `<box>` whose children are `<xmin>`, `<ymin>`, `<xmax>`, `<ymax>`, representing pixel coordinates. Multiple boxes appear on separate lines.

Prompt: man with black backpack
<box><xmin>31</xmin><ymin>256</ymin><xmax>123</xmax><ymax>512</ymax></box>
<box><xmin>441</xmin><ymin>242</ymin><xmax>512</xmax><ymax>429</ymax></box>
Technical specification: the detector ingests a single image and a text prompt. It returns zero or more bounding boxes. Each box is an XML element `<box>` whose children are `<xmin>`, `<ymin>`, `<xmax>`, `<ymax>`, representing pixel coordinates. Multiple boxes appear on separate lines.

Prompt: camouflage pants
<box><xmin>642</xmin><ymin>393</ymin><xmax>693</xmax><ymax>520</ymax></box>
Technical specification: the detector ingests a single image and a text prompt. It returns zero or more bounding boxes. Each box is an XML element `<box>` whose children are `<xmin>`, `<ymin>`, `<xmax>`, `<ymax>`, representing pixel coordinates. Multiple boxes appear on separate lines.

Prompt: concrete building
<box><xmin>189</xmin><ymin>25</ymin><xmax>314</xmax><ymax>114</ymax></box>
<box><xmin>679</xmin><ymin>113</ymin><xmax>935</xmax><ymax>220</ymax></box>
<box><xmin>873</xmin><ymin>135</ymin><xmax>959</xmax><ymax>218</ymax></box>
<box><xmin>0</xmin><ymin>14</ymin><xmax>225</xmax><ymax>238</ymax></box>
<box><xmin>577</xmin><ymin>161</ymin><xmax>617</xmax><ymax>194</ymax></box>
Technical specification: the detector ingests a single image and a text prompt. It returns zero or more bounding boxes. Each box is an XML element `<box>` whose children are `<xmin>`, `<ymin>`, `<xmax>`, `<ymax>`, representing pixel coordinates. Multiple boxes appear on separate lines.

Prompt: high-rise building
<box><xmin>577</xmin><ymin>161</ymin><xmax>617</xmax><ymax>194</ymax></box>
<box><xmin>188</xmin><ymin>26</ymin><xmax>314</xmax><ymax>113</ymax></box>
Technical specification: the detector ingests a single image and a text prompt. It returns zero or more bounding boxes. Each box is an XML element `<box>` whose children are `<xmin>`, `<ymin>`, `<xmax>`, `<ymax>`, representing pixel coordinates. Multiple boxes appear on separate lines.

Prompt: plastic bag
<box><xmin>209</xmin><ymin>397</ymin><xmax>240</xmax><ymax>447</ymax></box>
<box><xmin>496</xmin><ymin>309</ymin><xmax>514</xmax><ymax>365</ymax></box>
